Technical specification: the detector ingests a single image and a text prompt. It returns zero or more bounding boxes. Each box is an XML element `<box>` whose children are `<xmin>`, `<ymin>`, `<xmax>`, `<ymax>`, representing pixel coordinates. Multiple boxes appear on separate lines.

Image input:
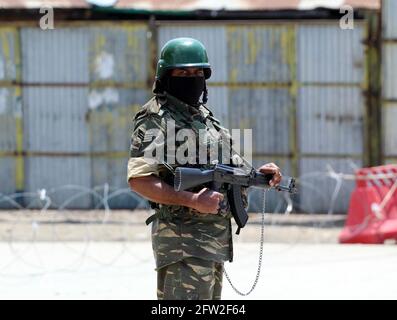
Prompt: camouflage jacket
<box><xmin>127</xmin><ymin>93</ymin><xmax>246</xmax><ymax>270</ymax></box>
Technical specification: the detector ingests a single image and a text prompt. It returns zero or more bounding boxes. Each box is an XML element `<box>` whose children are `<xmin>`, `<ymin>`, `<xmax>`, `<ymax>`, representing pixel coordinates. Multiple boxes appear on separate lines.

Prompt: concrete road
<box><xmin>0</xmin><ymin>242</ymin><xmax>396</xmax><ymax>300</ymax></box>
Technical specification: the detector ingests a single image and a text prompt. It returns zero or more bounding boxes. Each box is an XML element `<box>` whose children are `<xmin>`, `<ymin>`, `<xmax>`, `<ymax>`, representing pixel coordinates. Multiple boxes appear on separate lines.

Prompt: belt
<box><xmin>145</xmin><ymin>204</ymin><xmax>191</xmax><ymax>225</ymax></box>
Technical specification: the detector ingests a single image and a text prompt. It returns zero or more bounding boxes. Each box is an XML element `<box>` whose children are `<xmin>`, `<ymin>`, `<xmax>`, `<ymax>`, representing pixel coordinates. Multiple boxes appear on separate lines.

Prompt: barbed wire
<box><xmin>0</xmin><ymin>164</ymin><xmax>396</xmax><ymax>280</ymax></box>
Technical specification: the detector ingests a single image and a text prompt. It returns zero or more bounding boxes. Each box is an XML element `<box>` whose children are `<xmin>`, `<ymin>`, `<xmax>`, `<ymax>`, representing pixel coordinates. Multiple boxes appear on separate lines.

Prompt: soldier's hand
<box><xmin>258</xmin><ymin>162</ymin><xmax>282</xmax><ymax>187</ymax></box>
<box><xmin>192</xmin><ymin>188</ymin><xmax>224</xmax><ymax>214</ymax></box>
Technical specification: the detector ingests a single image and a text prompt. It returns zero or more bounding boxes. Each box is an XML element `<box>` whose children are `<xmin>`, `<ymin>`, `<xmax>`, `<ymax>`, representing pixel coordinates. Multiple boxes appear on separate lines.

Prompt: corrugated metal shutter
<box><xmin>297</xmin><ymin>24</ymin><xmax>366</xmax><ymax>213</ymax></box>
<box><xmin>0</xmin><ymin>28</ymin><xmax>21</xmax><ymax>207</ymax></box>
<box><xmin>382</xmin><ymin>1</ymin><xmax>397</xmax><ymax>162</ymax></box>
<box><xmin>88</xmin><ymin>25</ymin><xmax>150</xmax><ymax>208</ymax></box>
<box><xmin>21</xmin><ymin>28</ymin><xmax>89</xmax><ymax>84</ymax></box>
<box><xmin>17</xmin><ymin>24</ymin><xmax>150</xmax><ymax>208</ymax></box>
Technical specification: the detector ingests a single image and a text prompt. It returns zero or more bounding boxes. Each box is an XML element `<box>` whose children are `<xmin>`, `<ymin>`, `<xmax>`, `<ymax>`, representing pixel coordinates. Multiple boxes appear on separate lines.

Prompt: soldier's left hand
<box><xmin>258</xmin><ymin>163</ymin><xmax>282</xmax><ymax>187</ymax></box>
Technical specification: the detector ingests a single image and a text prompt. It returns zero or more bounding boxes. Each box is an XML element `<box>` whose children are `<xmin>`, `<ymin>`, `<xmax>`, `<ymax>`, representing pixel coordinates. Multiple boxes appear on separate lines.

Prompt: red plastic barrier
<box><xmin>339</xmin><ymin>164</ymin><xmax>397</xmax><ymax>244</ymax></box>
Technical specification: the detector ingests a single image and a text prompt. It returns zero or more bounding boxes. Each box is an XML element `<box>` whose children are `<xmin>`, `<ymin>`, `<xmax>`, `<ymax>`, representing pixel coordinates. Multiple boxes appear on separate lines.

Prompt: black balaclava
<box><xmin>166</xmin><ymin>76</ymin><xmax>205</xmax><ymax>106</ymax></box>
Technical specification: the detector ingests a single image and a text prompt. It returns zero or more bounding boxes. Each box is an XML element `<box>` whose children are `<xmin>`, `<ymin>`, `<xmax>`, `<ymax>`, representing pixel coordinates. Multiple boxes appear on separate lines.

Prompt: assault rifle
<box><xmin>174</xmin><ymin>164</ymin><xmax>297</xmax><ymax>234</ymax></box>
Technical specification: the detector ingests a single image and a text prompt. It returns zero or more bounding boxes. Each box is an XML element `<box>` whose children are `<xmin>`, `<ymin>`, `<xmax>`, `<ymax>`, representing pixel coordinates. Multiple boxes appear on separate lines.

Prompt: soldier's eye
<box><xmin>173</xmin><ymin>69</ymin><xmax>187</xmax><ymax>76</ymax></box>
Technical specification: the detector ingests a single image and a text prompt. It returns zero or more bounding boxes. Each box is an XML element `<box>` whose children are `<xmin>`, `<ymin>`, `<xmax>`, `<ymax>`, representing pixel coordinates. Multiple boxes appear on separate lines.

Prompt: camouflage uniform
<box><xmin>157</xmin><ymin>257</ymin><xmax>223</xmax><ymax>300</ymax></box>
<box><xmin>127</xmin><ymin>92</ymin><xmax>243</xmax><ymax>300</ymax></box>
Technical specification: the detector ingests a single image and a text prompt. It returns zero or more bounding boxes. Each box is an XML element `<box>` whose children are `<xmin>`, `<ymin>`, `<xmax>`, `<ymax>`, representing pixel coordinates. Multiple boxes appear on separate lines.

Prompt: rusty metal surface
<box><xmin>89</xmin><ymin>25</ymin><xmax>149</xmax><ymax>84</ymax></box>
<box><xmin>21</xmin><ymin>26</ymin><xmax>148</xmax><ymax>85</ymax></box>
<box><xmin>227</xmin><ymin>25</ymin><xmax>293</xmax><ymax>83</ymax></box>
<box><xmin>88</xmin><ymin>88</ymin><xmax>149</xmax><ymax>152</ymax></box>
<box><xmin>0</xmin><ymin>28</ymin><xmax>18</xmax><ymax>82</ymax></box>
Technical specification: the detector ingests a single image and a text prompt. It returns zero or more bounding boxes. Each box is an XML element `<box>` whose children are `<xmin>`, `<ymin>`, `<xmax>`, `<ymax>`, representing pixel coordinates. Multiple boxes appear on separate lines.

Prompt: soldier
<box><xmin>127</xmin><ymin>38</ymin><xmax>282</xmax><ymax>300</ymax></box>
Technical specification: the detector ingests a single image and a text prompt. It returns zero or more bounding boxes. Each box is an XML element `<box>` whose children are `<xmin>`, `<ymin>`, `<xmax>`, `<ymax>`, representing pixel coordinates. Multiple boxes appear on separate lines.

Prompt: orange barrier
<box><xmin>339</xmin><ymin>164</ymin><xmax>397</xmax><ymax>244</ymax></box>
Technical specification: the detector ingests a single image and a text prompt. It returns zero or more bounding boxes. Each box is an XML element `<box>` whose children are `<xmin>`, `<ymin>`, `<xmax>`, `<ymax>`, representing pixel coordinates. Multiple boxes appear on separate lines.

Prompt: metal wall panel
<box><xmin>383</xmin><ymin>104</ymin><xmax>397</xmax><ymax>156</ymax></box>
<box><xmin>92</xmin><ymin>157</ymin><xmax>148</xmax><ymax>209</ymax></box>
<box><xmin>0</xmin><ymin>157</ymin><xmax>16</xmax><ymax>208</ymax></box>
<box><xmin>383</xmin><ymin>1</ymin><xmax>397</xmax><ymax>164</ymax></box>
<box><xmin>205</xmin><ymin>86</ymin><xmax>229</xmax><ymax>128</ymax></box>
<box><xmin>25</xmin><ymin>156</ymin><xmax>91</xmax><ymax>209</ymax></box>
<box><xmin>0</xmin><ymin>87</ymin><xmax>20</xmax><ymax>152</ymax></box>
<box><xmin>299</xmin><ymin>157</ymin><xmax>362</xmax><ymax>213</ymax></box>
<box><xmin>23</xmin><ymin>87</ymin><xmax>89</xmax><ymax>152</ymax></box>
<box><xmin>158</xmin><ymin>25</ymin><xmax>227</xmax><ymax>83</ymax></box>
<box><xmin>88</xmin><ymin>88</ymin><xmax>149</xmax><ymax>153</ymax></box>
<box><xmin>1</xmin><ymin>29</ymin><xmax>20</xmax><ymax>205</ymax></box>
<box><xmin>297</xmin><ymin>25</ymin><xmax>365</xmax><ymax>83</ymax></box>
<box><xmin>297</xmin><ymin>23</ymin><xmax>366</xmax><ymax>213</ymax></box>
<box><xmin>0</xmin><ymin>28</ymin><xmax>18</xmax><ymax>82</ymax></box>
<box><xmin>298</xmin><ymin>87</ymin><xmax>364</xmax><ymax>155</ymax></box>
<box><xmin>227</xmin><ymin>25</ymin><xmax>293</xmax><ymax>83</ymax></box>
<box><xmin>21</xmin><ymin>28</ymin><xmax>89</xmax><ymax>84</ymax></box>
<box><xmin>383</xmin><ymin>43</ymin><xmax>397</xmax><ymax>100</ymax></box>
<box><xmin>383</xmin><ymin>0</ymin><xmax>397</xmax><ymax>40</ymax></box>
<box><xmin>229</xmin><ymin>88</ymin><xmax>292</xmax><ymax>155</ymax></box>
<box><xmin>89</xmin><ymin>25</ymin><xmax>149</xmax><ymax>84</ymax></box>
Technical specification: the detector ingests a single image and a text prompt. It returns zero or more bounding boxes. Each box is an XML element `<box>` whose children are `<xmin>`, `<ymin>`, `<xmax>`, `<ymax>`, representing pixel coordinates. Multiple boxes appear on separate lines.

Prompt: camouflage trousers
<box><xmin>157</xmin><ymin>257</ymin><xmax>224</xmax><ymax>300</ymax></box>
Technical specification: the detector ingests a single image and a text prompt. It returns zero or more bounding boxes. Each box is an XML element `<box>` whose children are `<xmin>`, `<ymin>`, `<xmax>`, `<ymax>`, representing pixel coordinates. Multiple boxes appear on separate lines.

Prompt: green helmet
<box><xmin>156</xmin><ymin>37</ymin><xmax>211</xmax><ymax>80</ymax></box>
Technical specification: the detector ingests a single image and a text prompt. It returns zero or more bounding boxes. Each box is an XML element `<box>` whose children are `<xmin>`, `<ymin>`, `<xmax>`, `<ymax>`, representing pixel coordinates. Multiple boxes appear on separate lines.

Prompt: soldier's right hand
<box><xmin>192</xmin><ymin>188</ymin><xmax>224</xmax><ymax>214</ymax></box>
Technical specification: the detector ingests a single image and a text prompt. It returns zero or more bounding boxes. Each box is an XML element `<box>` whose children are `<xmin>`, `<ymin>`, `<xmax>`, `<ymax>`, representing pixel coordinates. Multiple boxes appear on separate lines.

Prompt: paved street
<box><xmin>0</xmin><ymin>242</ymin><xmax>396</xmax><ymax>300</ymax></box>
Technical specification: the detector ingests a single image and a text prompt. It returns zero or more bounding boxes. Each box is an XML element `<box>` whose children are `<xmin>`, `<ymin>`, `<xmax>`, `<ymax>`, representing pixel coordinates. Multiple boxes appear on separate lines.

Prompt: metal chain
<box><xmin>223</xmin><ymin>188</ymin><xmax>267</xmax><ymax>296</ymax></box>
